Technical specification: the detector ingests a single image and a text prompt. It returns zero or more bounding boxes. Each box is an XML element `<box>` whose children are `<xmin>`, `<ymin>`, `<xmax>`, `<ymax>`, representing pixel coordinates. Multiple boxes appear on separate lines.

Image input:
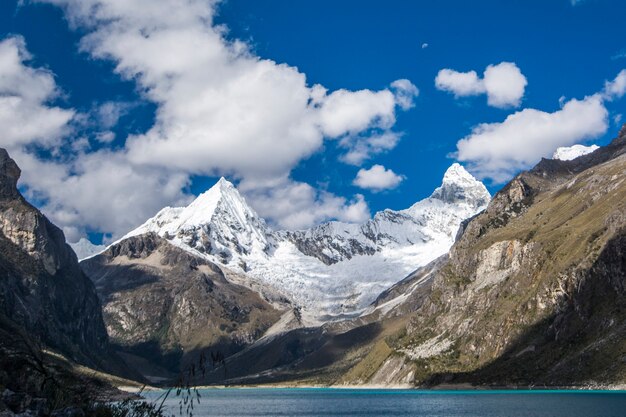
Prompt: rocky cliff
<box><xmin>81</xmin><ymin>232</ymin><xmax>283</xmax><ymax>381</ymax></box>
<box><xmin>0</xmin><ymin>149</ymin><xmax>112</xmax><ymax>367</ymax></box>
<box><xmin>0</xmin><ymin>148</ymin><xmax>138</xmax><ymax>414</ymax></box>
<box><xmin>376</xmin><ymin>129</ymin><xmax>626</xmax><ymax>387</ymax></box>
<box><xmin>201</xmin><ymin>130</ymin><xmax>626</xmax><ymax>388</ymax></box>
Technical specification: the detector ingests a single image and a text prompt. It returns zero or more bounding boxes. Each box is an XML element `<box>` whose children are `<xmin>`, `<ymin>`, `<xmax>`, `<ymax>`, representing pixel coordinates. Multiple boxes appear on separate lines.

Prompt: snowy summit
<box><xmin>70</xmin><ymin>238</ymin><xmax>106</xmax><ymax>261</ymax></box>
<box><xmin>552</xmin><ymin>144</ymin><xmax>599</xmax><ymax>161</ymax></box>
<box><xmin>122</xmin><ymin>164</ymin><xmax>490</xmax><ymax>323</ymax></box>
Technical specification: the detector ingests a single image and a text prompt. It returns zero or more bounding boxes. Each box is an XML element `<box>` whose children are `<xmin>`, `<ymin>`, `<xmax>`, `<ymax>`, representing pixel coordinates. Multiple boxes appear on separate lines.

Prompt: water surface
<box><xmin>143</xmin><ymin>388</ymin><xmax>626</xmax><ymax>417</ymax></box>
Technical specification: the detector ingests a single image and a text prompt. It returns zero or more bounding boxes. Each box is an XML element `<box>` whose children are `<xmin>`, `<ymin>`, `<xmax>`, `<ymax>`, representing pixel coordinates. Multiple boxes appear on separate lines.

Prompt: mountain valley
<box><xmin>0</xmin><ymin>127</ymin><xmax>624</xmax><ymax>394</ymax></box>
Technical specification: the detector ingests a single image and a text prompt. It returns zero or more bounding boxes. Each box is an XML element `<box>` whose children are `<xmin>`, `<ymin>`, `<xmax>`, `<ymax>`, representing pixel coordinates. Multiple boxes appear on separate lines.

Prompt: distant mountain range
<box><xmin>1</xmin><ymin>133</ymin><xmax>624</xmax><ymax>396</ymax></box>
<box><xmin>85</xmin><ymin>163</ymin><xmax>490</xmax><ymax>324</ymax></box>
<box><xmin>75</xmin><ymin>161</ymin><xmax>489</xmax><ymax>380</ymax></box>
<box><xmin>187</xmin><ymin>132</ymin><xmax>626</xmax><ymax>387</ymax></box>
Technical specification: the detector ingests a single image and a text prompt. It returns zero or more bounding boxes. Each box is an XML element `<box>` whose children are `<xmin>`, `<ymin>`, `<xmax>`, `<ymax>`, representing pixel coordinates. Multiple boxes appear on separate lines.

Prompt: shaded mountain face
<box><xmin>368</xmin><ymin>129</ymin><xmax>626</xmax><ymax>387</ymax></box>
<box><xmin>81</xmin><ymin>232</ymin><xmax>283</xmax><ymax>380</ymax></box>
<box><xmin>121</xmin><ymin>163</ymin><xmax>490</xmax><ymax>322</ymax></box>
<box><xmin>0</xmin><ymin>149</ymin><xmax>112</xmax><ymax>369</ymax></box>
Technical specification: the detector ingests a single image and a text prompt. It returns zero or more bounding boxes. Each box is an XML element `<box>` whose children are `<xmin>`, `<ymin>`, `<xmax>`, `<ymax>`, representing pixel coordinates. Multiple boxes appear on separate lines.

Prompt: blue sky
<box><xmin>0</xmin><ymin>0</ymin><xmax>625</xmax><ymax>243</ymax></box>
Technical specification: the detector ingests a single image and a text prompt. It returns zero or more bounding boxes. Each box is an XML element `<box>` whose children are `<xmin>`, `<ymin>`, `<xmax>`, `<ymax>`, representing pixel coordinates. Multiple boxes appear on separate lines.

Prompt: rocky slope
<box><xmin>81</xmin><ymin>232</ymin><xmax>284</xmax><ymax>381</ymax></box>
<box><xmin>198</xmin><ymin>133</ymin><xmax>626</xmax><ymax>388</ymax></box>
<box><xmin>366</xmin><ymin>131</ymin><xmax>626</xmax><ymax>387</ymax></box>
<box><xmin>0</xmin><ymin>149</ymin><xmax>112</xmax><ymax>368</ymax></box>
<box><xmin>121</xmin><ymin>163</ymin><xmax>490</xmax><ymax>322</ymax></box>
<box><xmin>0</xmin><ymin>148</ymin><xmax>137</xmax><ymax>414</ymax></box>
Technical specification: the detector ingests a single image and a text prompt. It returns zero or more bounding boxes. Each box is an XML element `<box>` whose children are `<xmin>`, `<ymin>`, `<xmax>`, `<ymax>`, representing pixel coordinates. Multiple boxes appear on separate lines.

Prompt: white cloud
<box><xmin>239</xmin><ymin>177</ymin><xmax>370</xmax><ymax>230</ymax></box>
<box><xmin>14</xmin><ymin>149</ymin><xmax>192</xmax><ymax>243</ymax></box>
<box><xmin>390</xmin><ymin>79</ymin><xmax>419</xmax><ymax>110</ymax></box>
<box><xmin>603</xmin><ymin>69</ymin><xmax>626</xmax><ymax>100</ymax></box>
<box><xmin>4</xmin><ymin>1</ymin><xmax>420</xmax><ymax>239</ymax></box>
<box><xmin>455</xmin><ymin>68</ymin><xmax>626</xmax><ymax>182</ymax></box>
<box><xmin>435</xmin><ymin>62</ymin><xmax>527</xmax><ymax>108</ymax></box>
<box><xmin>339</xmin><ymin>132</ymin><xmax>401</xmax><ymax>166</ymax></box>
<box><xmin>0</xmin><ymin>35</ymin><xmax>196</xmax><ymax>241</ymax></box>
<box><xmin>43</xmin><ymin>0</ymin><xmax>413</xmax><ymax>179</ymax></box>
<box><xmin>455</xmin><ymin>94</ymin><xmax>608</xmax><ymax>182</ymax></box>
<box><xmin>482</xmin><ymin>63</ymin><xmax>528</xmax><ymax>108</ymax></box>
<box><xmin>435</xmin><ymin>69</ymin><xmax>484</xmax><ymax>96</ymax></box>
<box><xmin>353</xmin><ymin>164</ymin><xmax>405</xmax><ymax>192</ymax></box>
<box><xmin>0</xmin><ymin>36</ymin><xmax>74</xmax><ymax>148</ymax></box>
<box><xmin>94</xmin><ymin>101</ymin><xmax>131</xmax><ymax>129</ymax></box>
<box><xmin>95</xmin><ymin>130</ymin><xmax>115</xmax><ymax>143</ymax></box>
<box><xmin>614</xmin><ymin>114</ymin><xmax>622</xmax><ymax>125</ymax></box>
<box><xmin>316</xmin><ymin>88</ymin><xmax>397</xmax><ymax>139</ymax></box>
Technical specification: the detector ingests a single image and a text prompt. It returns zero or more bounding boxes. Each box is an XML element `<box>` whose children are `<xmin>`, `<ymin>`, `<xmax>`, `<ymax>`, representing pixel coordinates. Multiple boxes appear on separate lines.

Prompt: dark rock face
<box><xmin>0</xmin><ymin>149</ymin><xmax>111</xmax><ymax>368</ymax></box>
<box><xmin>282</xmin><ymin>229</ymin><xmax>376</xmax><ymax>265</ymax></box>
<box><xmin>0</xmin><ymin>150</ymin><xmax>20</xmax><ymax>200</ymax></box>
<box><xmin>81</xmin><ymin>233</ymin><xmax>282</xmax><ymax>381</ymax></box>
<box><xmin>0</xmin><ymin>148</ymin><xmax>139</xmax><ymax>414</ymax></box>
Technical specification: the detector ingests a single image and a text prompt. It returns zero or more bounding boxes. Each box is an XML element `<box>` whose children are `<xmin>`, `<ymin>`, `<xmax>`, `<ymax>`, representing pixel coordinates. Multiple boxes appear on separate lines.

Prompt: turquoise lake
<box><xmin>143</xmin><ymin>388</ymin><xmax>626</xmax><ymax>416</ymax></box>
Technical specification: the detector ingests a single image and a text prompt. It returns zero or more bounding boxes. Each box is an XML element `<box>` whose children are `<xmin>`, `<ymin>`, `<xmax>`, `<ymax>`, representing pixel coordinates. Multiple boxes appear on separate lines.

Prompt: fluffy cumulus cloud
<box><xmin>15</xmin><ymin>150</ymin><xmax>192</xmax><ymax>242</ymax></box>
<box><xmin>435</xmin><ymin>62</ymin><xmax>527</xmax><ymax>108</ymax></box>
<box><xmin>0</xmin><ymin>35</ymin><xmax>192</xmax><ymax>242</ymax></box>
<box><xmin>455</xmin><ymin>94</ymin><xmax>608</xmax><ymax>182</ymax></box>
<box><xmin>603</xmin><ymin>69</ymin><xmax>626</xmax><ymax>100</ymax></box>
<box><xmin>2</xmin><ymin>0</ymin><xmax>417</xmax><ymax>240</ymax></box>
<box><xmin>42</xmin><ymin>0</ymin><xmax>416</xmax><ymax>178</ymax></box>
<box><xmin>339</xmin><ymin>132</ymin><xmax>401</xmax><ymax>166</ymax></box>
<box><xmin>353</xmin><ymin>164</ymin><xmax>405</xmax><ymax>192</ymax></box>
<box><xmin>390</xmin><ymin>79</ymin><xmax>419</xmax><ymax>110</ymax></box>
<box><xmin>455</xmin><ymin>69</ymin><xmax>626</xmax><ymax>182</ymax></box>
<box><xmin>0</xmin><ymin>36</ymin><xmax>74</xmax><ymax>148</ymax></box>
<box><xmin>239</xmin><ymin>177</ymin><xmax>369</xmax><ymax>230</ymax></box>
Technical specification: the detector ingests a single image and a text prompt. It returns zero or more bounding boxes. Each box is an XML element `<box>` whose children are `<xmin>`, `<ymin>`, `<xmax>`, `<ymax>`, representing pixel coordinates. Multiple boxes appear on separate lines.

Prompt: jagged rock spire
<box><xmin>0</xmin><ymin>148</ymin><xmax>21</xmax><ymax>199</ymax></box>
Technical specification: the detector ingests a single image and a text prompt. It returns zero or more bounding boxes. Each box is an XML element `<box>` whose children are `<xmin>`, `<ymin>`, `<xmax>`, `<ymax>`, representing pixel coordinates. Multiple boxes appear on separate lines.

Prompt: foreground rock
<box><xmin>0</xmin><ymin>148</ymin><xmax>137</xmax><ymax>413</ymax></box>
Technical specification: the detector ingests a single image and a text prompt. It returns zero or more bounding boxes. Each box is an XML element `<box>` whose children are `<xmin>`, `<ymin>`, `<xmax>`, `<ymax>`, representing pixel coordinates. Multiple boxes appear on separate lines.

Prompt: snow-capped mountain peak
<box><xmin>116</xmin><ymin>164</ymin><xmax>491</xmax><ymax>322</ymax></box>
<box><xmin>70</xmin><ymin>237</ymin><xmax>106</xmax><ymax>261</ymax></box>
<box><xmin>176</xmin><ymin>177</ymin><xmax>257</xmax><ymax>231</ymax></box>
<box><xmin>441</xmin><ymin>163</ymin><xmax>477</xmax><ymax>187</ymax></box>
<box><xmin>552</xmin><ymin>144</ymin><xmax>599</xmax><ymax>161</ymax></box>
<box><xmin>409</xmin><ymin>163</ymin><xmax>490</xmax><ymax>211</ymax></box>
<box><xmin>125</xmin><ymin>176</ymin><xmax>273</xmax><ymax>264</ymax></box>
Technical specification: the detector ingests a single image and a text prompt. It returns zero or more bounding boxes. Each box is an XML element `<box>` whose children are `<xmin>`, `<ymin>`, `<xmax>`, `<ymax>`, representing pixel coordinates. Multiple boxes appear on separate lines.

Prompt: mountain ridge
<box><xmin>189</xmin><ymin>131</ymin><xmax>626</xmax><ymax>388</ymax></box>
<box><xmin>103</xmin><ymin>163</ymin><xmax>490</xmax><ymax>321</ymax></box>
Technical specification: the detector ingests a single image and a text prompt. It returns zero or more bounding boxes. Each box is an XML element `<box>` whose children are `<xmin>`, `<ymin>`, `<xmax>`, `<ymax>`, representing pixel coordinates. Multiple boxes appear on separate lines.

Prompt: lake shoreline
<box><xmin>117</xmin><ymin>383</ymin><xmax>626</xmax><ymax>393</ymax></box>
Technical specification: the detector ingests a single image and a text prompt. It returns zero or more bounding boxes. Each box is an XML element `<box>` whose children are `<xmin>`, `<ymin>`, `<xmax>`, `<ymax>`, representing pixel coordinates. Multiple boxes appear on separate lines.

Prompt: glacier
<box><xmin>120</xmin><ymin>163</ymin><xmax>490</xmax><ymax>323</ymax></box>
